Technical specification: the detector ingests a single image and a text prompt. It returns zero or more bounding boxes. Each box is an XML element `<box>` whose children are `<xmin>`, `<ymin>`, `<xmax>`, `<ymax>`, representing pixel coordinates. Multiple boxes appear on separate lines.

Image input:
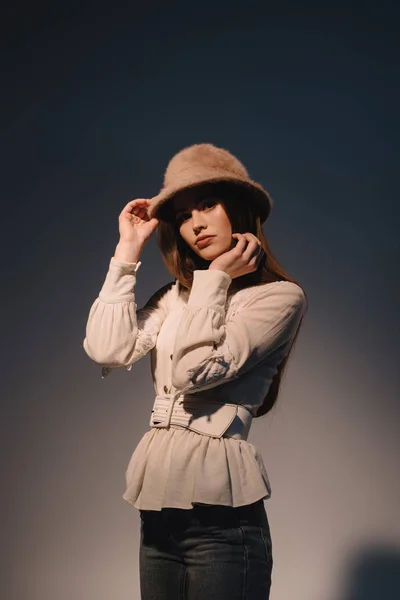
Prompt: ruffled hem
<box><xmin>122</xmin><ymin>426</ymin><xmax>272</xmax><ymax>511</ymax></box>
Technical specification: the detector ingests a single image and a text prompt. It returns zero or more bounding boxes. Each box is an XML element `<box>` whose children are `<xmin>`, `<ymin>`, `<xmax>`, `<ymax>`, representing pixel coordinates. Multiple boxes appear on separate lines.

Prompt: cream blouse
<box><xmin>83</xmin><ymin>257</ymin><xmax>307</xmax><ymax>511</ymax></box>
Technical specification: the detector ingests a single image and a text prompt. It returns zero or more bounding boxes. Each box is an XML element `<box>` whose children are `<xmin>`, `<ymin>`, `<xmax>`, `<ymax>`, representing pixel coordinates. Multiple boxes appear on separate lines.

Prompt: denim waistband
<box><xmin>140</xmin><ymin>499</ymin><xmax>266</xmax><ymax>528</ymax></box>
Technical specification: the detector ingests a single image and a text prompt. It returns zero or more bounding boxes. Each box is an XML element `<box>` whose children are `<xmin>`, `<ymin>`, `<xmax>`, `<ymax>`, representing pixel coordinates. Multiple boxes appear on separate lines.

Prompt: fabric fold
<box><xmin>122</xmin><ymin>427</ymin><xmax>271</xmax><ymax>511</ymax></box>
<box><xmin>83</xmin><ymin>257</ymin><xmax>172</xmax><ymax>370</ymax></box>
<box><xmin>83</xmin><ymin>259</ymin><xmax>307</xmax><ymax>512</ymax></box>
<box><xmin>171</xmin><ymin>279</ymin><xmax>306</xmax><ymax>396</ymax></box>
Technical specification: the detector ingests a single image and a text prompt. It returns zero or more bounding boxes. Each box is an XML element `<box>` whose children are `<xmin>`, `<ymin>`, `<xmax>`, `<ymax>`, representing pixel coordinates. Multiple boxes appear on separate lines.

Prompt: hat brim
<box><xmin>147</xmin><ymin>170</ymin><xmax>273</xmax><ymax>224</ymax></box>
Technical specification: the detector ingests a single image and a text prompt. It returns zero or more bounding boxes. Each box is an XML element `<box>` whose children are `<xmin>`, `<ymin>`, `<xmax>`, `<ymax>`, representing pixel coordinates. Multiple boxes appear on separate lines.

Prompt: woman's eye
<box><xmin>177</xmin><ymin>200</ymin><xmax>216</xmax><ymax>222</ymax></box>
<box><xmin>204</xmin><ymin>200</ymin><xmax>215</xmax><ymax>208</ymax></box>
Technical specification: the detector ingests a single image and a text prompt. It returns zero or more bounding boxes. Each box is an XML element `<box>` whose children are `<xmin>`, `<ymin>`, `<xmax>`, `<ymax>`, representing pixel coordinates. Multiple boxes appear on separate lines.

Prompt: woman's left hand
<box><xmin>209</xmin><ymin>233</ymin><xmax>265</xmax><ymax>279</ymax></box>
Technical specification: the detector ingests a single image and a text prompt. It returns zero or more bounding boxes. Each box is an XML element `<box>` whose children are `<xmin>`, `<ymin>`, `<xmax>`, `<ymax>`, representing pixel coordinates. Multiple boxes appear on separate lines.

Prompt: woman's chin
<box><xmin>197</xmin><ymin>250</ymin><xmax>220</xmax><ymax>261</ymax></box>
<box><xmin>195</xmin><ymin>242</ymin><xmax>230</xmax><ymax>261</ymax></box>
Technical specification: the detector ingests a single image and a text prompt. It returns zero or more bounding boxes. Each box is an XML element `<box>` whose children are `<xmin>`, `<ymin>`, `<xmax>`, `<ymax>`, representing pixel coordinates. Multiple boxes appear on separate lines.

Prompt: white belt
<box><xmin>149</xmin><ymin>394</ymin><xmax>253</xmax><ymax>440</ymax></box>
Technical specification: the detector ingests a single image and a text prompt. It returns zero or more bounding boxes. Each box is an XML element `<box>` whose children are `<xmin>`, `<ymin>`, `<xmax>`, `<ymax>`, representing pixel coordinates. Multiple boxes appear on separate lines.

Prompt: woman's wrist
<box><xmin>209</xmin><ymin>265</ymin><xmax>230</xmax><ymax>276</ymax></box>
<box><xmin>114</xmin><ymin>240</ymin><xmax>142</xmax><ymax>263</ymax></box>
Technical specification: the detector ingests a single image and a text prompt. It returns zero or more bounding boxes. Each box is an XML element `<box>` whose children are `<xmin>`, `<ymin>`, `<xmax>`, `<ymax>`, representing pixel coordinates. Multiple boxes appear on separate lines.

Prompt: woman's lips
<box><xmin>196</xmin><ymin>236</ymin><xmax>215</xmax><ymax>248</ymax></box>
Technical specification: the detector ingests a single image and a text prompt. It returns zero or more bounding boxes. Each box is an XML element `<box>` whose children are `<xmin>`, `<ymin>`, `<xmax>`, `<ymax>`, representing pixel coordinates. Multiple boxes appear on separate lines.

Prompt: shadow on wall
<box><xmin>339</xmin><ymin>543</ymin><xmax>400</xmax><ymax>600</ymax></box>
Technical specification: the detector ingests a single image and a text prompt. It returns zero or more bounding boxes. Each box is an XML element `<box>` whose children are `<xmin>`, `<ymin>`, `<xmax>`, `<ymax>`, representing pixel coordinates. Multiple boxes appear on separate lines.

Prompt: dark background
<box><xmin>1</xmin><ymin>2</ymin><xmax>399</xmax><ymax>599</ymax></box>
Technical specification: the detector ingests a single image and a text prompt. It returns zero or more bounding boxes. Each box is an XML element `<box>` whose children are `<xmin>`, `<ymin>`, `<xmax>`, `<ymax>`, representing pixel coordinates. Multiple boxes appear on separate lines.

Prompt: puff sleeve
<box><xmin>171</xmin><ymin>269</ymin><xmax>306</xmax><ymax>394</ymax></box>
<box><xmin>83</xmin><ymin>257</ymin><xmax>170</xmax><ymax>375</ymax></box>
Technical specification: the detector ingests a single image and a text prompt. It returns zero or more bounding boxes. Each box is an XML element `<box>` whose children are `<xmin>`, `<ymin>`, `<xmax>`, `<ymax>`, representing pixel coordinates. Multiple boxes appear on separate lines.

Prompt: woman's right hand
<box><xmin>118</xmin><ymin>198</ymin><xmax>159</xmax><ymax>249</ymax></box>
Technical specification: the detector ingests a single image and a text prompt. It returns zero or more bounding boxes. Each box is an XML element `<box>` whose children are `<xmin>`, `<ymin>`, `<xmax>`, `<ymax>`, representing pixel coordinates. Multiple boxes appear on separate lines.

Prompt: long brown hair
<box><xmin>155</xmin><ymin>181</ymin><xmax>308</xmax><ymax>418</ymax></box>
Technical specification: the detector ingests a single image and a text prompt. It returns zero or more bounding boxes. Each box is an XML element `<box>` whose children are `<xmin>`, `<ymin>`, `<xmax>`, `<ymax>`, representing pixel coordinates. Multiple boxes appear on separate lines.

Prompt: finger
<box><xmin>253</xmin><ymin>244</ymin><xmax>265</xmax><ymax>263</ymax></box>
<box><xmin>232</xmin><ymin>234</ymin><xmax>248</xmax><ymax>251</ymax></box>
<box><xmin>241</xmin><ymin>232</ymin><xmax>261</xmax><ymax>245</ymax></box>
<box><xmin>131</xmin><ymin>204</ymin><xmax>148</xmax><ymax>215</ymax></box>
<box><xmin>246</xmin><ymin>247</ymin><xmax>264</xmax><ymax>271</ymax></box>
<box><xmin>233</xmin><ymin>234</ymin><xmax>258</xmax><ymax>259</ymax></box>
<box><xmin>120</xmin><ymin>202</ymin><xmax>150</xmax><ymax>221</ymax></box>
<box><xmin>241</xmin><ymin>234</ymin><xmax>263</xmax><ymax>259</ymax></box>
<box><xmin>242</xmin><ymin>238</ymin><xmax>261</xmax><ymax>262</ymax></box>
<box><xmin>132</xmin><ymin>208</ymin><xmax>151</xmax><ymax>223</ymax></box>
<box><xmin>233</xmin><ymin>232</ymin><xmax>261</xmax><ymax>248</ymax></box>
<box><xmin>121</xmin><ymin>199</ymin><xmax>151</xmax><ymax>213</ymax></box>
<box><xmin>129</xmin><ymin>210</ymin><xmax>148</xmax><ymax>221</ymax></box>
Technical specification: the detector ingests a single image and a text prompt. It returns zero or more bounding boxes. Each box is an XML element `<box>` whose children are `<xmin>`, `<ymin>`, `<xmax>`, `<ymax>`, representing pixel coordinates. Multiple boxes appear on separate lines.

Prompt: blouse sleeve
<box><xmin>83</xmin><ymin>257</ymin><xmax>171</xmax><ymax>376</ymax></box>
<box><xmin>171</xmin><ymin>269</ymin><xmax>307</xmax><ymax>394</ymax></box>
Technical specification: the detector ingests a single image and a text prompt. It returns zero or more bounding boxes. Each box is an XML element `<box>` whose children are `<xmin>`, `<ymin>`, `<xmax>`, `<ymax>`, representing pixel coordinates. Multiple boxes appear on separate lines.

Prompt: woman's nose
<box><xmin>191</xmin><ymin>210</ymin><xmax>207</xmax><ymax>229</ymax></box>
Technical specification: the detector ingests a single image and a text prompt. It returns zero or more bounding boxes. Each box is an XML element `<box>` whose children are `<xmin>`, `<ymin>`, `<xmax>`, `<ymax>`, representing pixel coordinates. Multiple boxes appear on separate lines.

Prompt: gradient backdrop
<box><xmin>2</xmin><ymin>2</ymin><xmax>399</xmax><ymax>599</ymax></box>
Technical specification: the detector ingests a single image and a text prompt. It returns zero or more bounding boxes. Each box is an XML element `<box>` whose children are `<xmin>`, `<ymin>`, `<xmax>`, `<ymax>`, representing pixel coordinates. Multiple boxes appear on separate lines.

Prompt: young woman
<box><xmin>83</xmin><ymin>143</ymin><xmax>308</xmax><ymax>599</ymax></box>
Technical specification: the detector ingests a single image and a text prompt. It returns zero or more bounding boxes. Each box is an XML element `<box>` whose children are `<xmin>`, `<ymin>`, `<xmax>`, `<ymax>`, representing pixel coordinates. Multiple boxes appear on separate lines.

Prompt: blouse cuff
<box><xmin>98</xmin><ymin>257</ymin><xmax>142</xmax><ymax>302</ymax></box>
<box><xmin>187</xmin><ymin>269</ymin><xmax>232</xmax><ymax>314</ymax></box>
<box><xmin>110</xmin><ymin>256</ymin><xmax>142</xmax><ymax>272</ymax></box>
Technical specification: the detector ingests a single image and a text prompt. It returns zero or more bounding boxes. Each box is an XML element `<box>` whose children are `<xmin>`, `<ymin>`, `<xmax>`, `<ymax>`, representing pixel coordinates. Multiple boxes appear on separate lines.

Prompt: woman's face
<box><xmin>172</xmin><ymin>189</ymin><xmax>234</xmax><ymax>260</ymax></box>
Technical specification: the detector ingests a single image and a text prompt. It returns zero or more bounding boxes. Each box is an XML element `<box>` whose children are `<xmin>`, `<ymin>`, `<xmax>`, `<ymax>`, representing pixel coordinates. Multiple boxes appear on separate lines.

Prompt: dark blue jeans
<box><xmin>139</xmin><ymin>499</ymin><xmax>273</xmax><ymax>599</ymax></box>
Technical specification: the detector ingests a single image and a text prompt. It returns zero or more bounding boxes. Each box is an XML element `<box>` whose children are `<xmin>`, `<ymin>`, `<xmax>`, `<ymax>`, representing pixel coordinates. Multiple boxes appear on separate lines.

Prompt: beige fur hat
<box><xmin>146</xmin><ymin>143</ymin><xmax>273</xmax><ymax>224</ymax></box>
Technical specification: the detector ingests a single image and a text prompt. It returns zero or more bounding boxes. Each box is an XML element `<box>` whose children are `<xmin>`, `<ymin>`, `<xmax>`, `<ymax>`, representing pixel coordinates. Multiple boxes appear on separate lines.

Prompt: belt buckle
<box><xmin>150</xmin><ymin>396</ymin><xmax>175</xmax><ymax>428</ymax></box>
